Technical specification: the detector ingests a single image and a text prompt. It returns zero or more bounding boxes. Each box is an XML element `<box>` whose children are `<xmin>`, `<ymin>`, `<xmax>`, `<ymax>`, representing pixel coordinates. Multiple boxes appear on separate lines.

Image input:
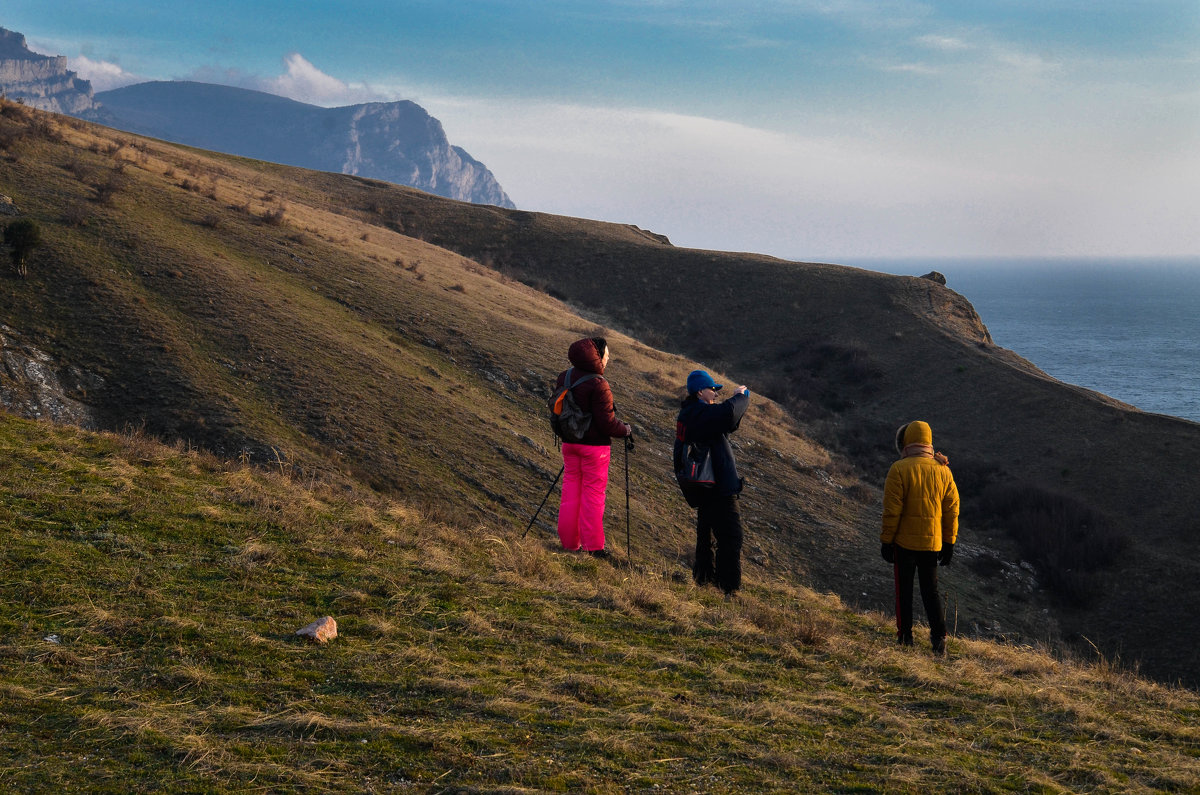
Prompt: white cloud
<box><xmin>68</xmin><ymin>55</ymin><xmax>142</xmax><ymax>91</ymax></box>
<box><xmin>991</xmin><ymin>46</ymin><xmax>1062</xmax><ymax>76</ymax></box>
<box><xmin>915</xmin><ymin>34</ymin><xmax>971</xmax><ymax>52</ymax></box>
<box><xmin>883</xmin><ymin>62</ymin><xmax>940</xmax><ymax>75</ymax></box>
<box><xmin>186</xmin><ymin>53</ymin><xmax>392</xmax><ymax>107</ymax></box>
<box><xmin>266</xmin><ymin>53</ymin><xmax>376</xmax><ymax>105</ymax></box>
<box><xmin>424</xmin><ymin>94</ymin><xmax>1200</xmax><ymax>258</ymax></box>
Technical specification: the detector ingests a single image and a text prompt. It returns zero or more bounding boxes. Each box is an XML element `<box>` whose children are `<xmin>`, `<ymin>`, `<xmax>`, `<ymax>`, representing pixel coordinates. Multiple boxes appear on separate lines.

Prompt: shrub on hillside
<box><xmin>4</xmin><ymin>218</ymin><xmax>42</xmax><ymax>277</ymax></box>
<box><xmin>979</xmin><ymin>483</ymin><xmax>1129</xmax><ymax>608</ymax></box>
<box><xmin>93</xmin><ymin>170</ymin><xmax>130</xmax><ymax>204</ymax></box>
<box><xmin>0</xmin><ymin>97</ymin><xmax>30</xmax><ymax>121</ymax></box>
<box><xmin>61</xmin><ymin>203</ymin><xmax>92</xmax><ymax>228</ymax></box>
<box><xmin>260</xmin><ymin>206</ymin><xmax>286</xmax><ymax>226</ymax></box>
<box><xmin>31</xmin><ymin>119</ymin><xmax>63</xmax><ymax>143</ymax></box>
<box><xmin>63</xmin><ymin>158</ymin><xmax>95</xmax><ymax>183</ymax></box>
<box><xmin>757</xmin><ymin>338</ymin><xmax>885</xmax><ymax>422</ymax></box>
<box><xmin>0</xmin><ymin>125</ymin><xmax>28</xmax><ymax>155</ymax></box>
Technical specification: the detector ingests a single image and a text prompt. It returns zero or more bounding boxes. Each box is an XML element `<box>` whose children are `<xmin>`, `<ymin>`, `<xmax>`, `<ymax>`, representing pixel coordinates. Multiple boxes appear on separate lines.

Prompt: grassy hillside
<box><xmin>212</xmin><ymin>138</ymin><xmax>1200</xmax><ymax>686</ymax></box>
<box><xmin>2</xmin><ymin>412</ymin><xmax>1198</xmax><ymax>793</ymax></box>
<box><xmin>1</xmin><ymin>98</ymin><xmax>1198</xmax><ymax>688</ymax></box>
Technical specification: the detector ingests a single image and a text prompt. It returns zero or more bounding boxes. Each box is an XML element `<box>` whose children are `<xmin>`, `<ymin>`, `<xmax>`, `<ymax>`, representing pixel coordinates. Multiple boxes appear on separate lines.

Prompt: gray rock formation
<box><xmin>0</xmin><ymin>325</ymin><xmax>102</xmax><ymax>429</ymax></box>
<box><xmin>0</xmin><ymin>28</ymin><xmax>106</xmax><ymax>119</ymax></box>
<box><xmin>96</xmin><ymin>81</ymin><xmax>515</xmax><ymax>208</ymax></box>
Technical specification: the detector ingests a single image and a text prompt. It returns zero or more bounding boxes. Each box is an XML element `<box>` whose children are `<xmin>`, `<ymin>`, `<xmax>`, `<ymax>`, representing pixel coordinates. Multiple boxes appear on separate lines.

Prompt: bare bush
<box><xmin>0</xmin><ymin>126</ymin><xmax>28</xmax><ymax>154</ymax></box>
<box><xmin>260</xmin><ymin>206</ymin><xmax>286</xmax><ymax>226</ymax></box>
<box><xmin>93</xmin><ymin>170</ymin><xmax>130</xmax><ymax>204</ymax></box>
<box><xmin>31</xmin><ymin>119</ymin><xmax>64</xmax><ymax>143</ymax></box>
<box><xmin>0</xmin><ymin>98</ymin><xmax>31</xmax><ymax>121</ymax></box>
<box><xmin>63</xmin><ymin>158</ymin><xmax>94</xmax><ymax>182</ymax></box>
<box><xmin>979</xmin><ymin>483</ymin><xmax>1130</xmax><ymax>608</ymax></box>
<box><xmin>62</xmin><ymin>203</ymin><xmax>92</xmax><ymax>228</ymax></box>
<box><xmin>4</xmin><ymin>218</ymin><xmax>42</xmax><ymax>277</ymax></box>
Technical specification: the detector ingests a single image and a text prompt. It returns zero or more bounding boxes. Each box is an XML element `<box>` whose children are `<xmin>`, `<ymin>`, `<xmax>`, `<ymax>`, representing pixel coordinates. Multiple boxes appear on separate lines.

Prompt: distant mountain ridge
<box><xmin>96</xmin><ymin>80</ymin><xmax>515</xmax><ymax>208</ymax></box>
<box><xmin>0</xmin><ymin>27</ymin><xmax>107</xmax><ymax>119</ymax></box>
<box><xmin>0</xmin><ymin>26</ymin><xmax>512</xmax><ymax>207</ymax></box>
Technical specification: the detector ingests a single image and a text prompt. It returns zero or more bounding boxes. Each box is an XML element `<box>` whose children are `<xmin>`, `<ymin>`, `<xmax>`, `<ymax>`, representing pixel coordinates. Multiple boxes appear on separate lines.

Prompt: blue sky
<box><xmin>5</xmin><ymin>1</ymin><xmax>1198</xmax><ymax>260</ymax></box>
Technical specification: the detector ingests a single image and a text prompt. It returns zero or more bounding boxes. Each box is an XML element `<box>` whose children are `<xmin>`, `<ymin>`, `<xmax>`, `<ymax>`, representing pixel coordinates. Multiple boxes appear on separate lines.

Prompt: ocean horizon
<box><xmin>846</xmin><ymin>257</ymin><xmax>1200</xmax><ymax>424</ymax></box>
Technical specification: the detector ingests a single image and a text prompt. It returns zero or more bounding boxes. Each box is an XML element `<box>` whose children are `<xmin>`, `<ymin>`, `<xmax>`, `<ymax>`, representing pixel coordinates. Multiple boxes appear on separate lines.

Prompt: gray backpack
<box><xmin>549</xmin><ymin>368</ymin><xmax>602</xmax><ymax>443</ymax></box>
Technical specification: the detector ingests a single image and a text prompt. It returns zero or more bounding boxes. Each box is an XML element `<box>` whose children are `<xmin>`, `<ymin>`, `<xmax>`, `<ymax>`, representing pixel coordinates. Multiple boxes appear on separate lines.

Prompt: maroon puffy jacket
<box><xmin>554</xmin><ymin>338</ymin><xmax>631</xmax><ymax>445</ymax></box>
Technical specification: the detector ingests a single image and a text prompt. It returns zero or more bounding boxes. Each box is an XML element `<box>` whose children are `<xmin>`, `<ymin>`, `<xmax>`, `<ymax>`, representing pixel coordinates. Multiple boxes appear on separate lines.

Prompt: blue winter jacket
<box><xmin>674</xmin><ymin>391</ymin><xmax>750</xmax><ymax>497</ymax></box>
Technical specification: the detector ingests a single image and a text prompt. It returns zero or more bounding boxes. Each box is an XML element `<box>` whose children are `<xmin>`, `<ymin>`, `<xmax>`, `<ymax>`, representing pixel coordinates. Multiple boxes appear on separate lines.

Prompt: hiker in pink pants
<box><xmin>554</xmin><ymin>337</ymin><xmax>632</xmax><ymax>557</ymax></box>
<box><xmin>558</xmin><ymin>443</ymin><xmax>612</xmax><ymax>552</ymax></box>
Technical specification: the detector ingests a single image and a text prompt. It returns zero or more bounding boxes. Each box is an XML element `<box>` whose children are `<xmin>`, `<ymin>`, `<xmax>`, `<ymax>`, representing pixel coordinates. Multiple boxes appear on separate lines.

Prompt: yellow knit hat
<box><xmin>903</xmin><ymin>420</ymin><xmax>933</xmax><ymax>446</ymax></box>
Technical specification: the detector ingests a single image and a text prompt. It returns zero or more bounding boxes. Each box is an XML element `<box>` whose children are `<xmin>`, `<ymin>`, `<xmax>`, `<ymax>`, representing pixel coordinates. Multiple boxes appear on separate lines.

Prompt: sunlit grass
<box><xmin>0</xmin><ymin>413</ymin><xmax>1197</xmax><ymax>792</ymax></box>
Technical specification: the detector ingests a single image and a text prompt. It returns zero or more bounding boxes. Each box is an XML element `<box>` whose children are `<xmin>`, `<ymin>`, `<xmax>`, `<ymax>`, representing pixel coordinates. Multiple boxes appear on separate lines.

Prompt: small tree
<box><xmin>4</xmin><ymin>218</ymin><xmax>42</xmax><ymax>277</ymax></box>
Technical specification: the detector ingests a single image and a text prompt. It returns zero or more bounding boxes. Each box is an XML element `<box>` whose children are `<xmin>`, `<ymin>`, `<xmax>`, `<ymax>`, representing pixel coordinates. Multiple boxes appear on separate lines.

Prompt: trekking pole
<box><xmin>523</xmin><ymin>466</ymin><xmax>564</xmax><ymax>539</ymax></box>
<box><xmin>624</xmin><ymin>435</ymin><xmax>633</xmax><ymax>567</ymax></box>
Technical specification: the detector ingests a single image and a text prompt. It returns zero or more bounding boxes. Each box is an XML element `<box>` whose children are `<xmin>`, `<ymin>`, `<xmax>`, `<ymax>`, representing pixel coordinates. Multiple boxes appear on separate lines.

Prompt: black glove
<box><xmin>880</xmin><ymin>543</ymin><xmax>894</xmax><ymax>564</ymax></box>
<box><xmin>938</xmin><ymin>543</ymin><xmax>954</xmax><ymax>566</ymax></box>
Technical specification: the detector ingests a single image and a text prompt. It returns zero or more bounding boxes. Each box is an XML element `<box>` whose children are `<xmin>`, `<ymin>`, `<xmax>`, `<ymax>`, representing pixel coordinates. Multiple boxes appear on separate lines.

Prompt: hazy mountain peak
<box><xmin>95</xmin><ymin>80</ymin><xmax>515</xmax><ymax>208</ymax></box>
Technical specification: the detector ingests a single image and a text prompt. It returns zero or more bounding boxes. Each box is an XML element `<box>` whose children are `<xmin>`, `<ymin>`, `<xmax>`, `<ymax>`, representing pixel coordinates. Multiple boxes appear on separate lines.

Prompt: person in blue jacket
<box><xmin>674</xmin><ymin>370</ymin><xmax>750</xmax><ymax>596</ymax></box>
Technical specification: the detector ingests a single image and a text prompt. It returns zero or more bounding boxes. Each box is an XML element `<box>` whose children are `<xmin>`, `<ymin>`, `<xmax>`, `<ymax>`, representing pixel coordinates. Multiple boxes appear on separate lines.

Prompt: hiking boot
<box><xmin>587</xmin><ymin>549</ymin><xmax>610</xmax><ymax>560</ymax></box>
<box><xmin>931</xmin><ymin>636</ymin><xmax>947</xmax><ymax>656</ymax></box>
<box><xmin>898</xmin><ymin>632</ymin><xmax>914</xmax><ymax>647</ymax></box>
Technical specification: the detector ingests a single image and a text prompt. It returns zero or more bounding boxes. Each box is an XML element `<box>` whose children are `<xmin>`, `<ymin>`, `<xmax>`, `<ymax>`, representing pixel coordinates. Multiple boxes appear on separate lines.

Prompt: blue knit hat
<box><xmin>686</xmin><ymin>370</ymin><xmax>723</xmax><ymax>393</ymax></box>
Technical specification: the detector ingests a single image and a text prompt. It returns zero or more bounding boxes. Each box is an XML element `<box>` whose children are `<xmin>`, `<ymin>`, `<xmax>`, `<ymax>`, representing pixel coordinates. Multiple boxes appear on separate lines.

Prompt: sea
<box><xmin>847</xmin><ymin>258</ymin><xmax>1200</xmax><ymax>424</ymax></box>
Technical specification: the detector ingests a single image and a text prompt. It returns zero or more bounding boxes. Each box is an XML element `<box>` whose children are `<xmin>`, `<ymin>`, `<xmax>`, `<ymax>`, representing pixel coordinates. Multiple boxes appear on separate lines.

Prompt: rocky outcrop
<box><xmin>0</xmin><ymin>325</ymin><xmax>102</xmax><ymax>428</ymax></box>
<box><xmin>96</xmin><ymin>81</ymin><xmax>515</xmax><ymax>208</ymax></box>
<box><xmin>0</xmin><ymin>28</ymin><xmax>105</xmax><ymax>119</ymax></box>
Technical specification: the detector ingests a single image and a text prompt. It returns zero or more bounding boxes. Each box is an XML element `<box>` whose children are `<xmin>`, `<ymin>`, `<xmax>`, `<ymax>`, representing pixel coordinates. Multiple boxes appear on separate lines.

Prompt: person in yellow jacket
<box><xmin>881</xmin><ymin>420</ymin><xmax>959</xmax><ymax>655</ymax></box>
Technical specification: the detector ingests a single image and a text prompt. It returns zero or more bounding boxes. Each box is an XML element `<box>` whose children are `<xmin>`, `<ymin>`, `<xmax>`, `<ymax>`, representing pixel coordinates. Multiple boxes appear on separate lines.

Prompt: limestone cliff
<box><xmin>96</xmin><ymin>81</ymin><xmax>515</xmax><ymax>208</ymax></box>
<box><xmin>0</xmin><ymin>28</ymin><xmax>105</xmax><ymax>119</ymax></box>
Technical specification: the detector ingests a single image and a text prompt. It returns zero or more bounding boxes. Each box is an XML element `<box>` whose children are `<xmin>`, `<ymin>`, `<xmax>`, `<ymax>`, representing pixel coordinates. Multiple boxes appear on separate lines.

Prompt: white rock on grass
<box><xmin>295</xmin><ymin>616</ymin><xmax>338</xmax><ymax>643</ymax></box>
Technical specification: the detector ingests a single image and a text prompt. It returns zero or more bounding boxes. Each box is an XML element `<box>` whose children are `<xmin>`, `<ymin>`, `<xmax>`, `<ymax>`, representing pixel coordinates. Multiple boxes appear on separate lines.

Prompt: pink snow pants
<box><xmin>557</xmin><ymin>443</ymin><xmax>611</xmax><ymax>552</ymax></box>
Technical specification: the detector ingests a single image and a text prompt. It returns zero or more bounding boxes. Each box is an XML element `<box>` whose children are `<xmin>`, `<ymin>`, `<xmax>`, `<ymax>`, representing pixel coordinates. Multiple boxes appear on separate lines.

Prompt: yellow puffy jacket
<box><xmin>881</xmin><ymin>422</ymin><xmax>960</xmax><ymax>551</ymax></box>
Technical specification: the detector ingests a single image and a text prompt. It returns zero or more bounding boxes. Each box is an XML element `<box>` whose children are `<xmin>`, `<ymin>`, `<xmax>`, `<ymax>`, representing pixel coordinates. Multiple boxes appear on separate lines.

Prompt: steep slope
<box><xmin>1</xmin><ymin>101</ymin><xmax>1198</xmax><ymax>685</ymax></box>
<box><xmin>94</xmin><ymin>80</ymin><xmax>514</xmax><ymax>208</ymax></box>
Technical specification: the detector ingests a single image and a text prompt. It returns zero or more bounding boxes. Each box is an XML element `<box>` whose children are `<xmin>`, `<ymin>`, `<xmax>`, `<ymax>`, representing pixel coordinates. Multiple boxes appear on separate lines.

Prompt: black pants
<box><xmin>694</xmin><ymin>495</ymin><xmax>743</xmax><ymax>594</ymax></box>
<box><xmin>893</xmin><ymin>547</ymin><xmax>946</xmax><ymax>644</ymax></box>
